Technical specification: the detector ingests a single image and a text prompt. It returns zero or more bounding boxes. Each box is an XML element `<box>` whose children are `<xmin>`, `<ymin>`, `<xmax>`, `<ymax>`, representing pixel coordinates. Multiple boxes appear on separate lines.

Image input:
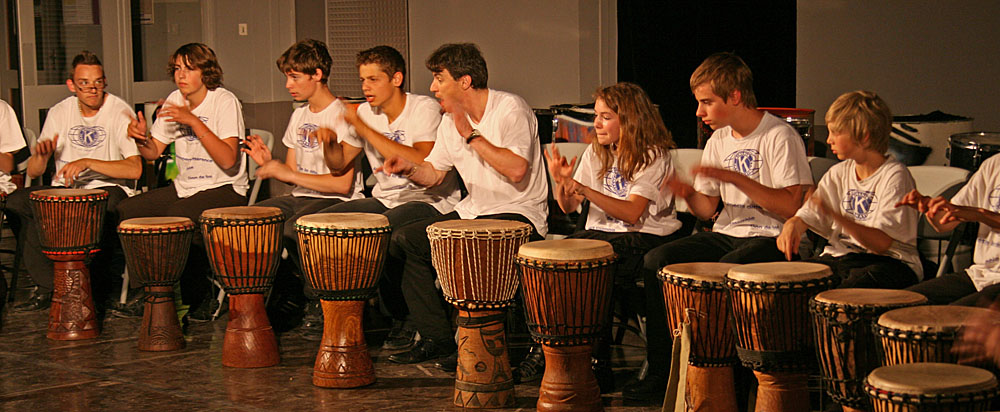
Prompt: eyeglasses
<box><xmin>73</xmin><ymin>78</ymin><xmax>107</xmax><ymax>92</ymax></box>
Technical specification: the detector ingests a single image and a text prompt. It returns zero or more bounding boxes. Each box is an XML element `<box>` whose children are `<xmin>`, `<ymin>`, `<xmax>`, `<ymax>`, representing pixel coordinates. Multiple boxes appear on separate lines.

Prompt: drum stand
<box><xmin>48</xmin><ymin>257</ymin><xmax>99</xmax><ymax>340</ymax></box>
<box><xmin>313</xmin><ymin>300</ymin><xmax>374</xmax><ymax>388</ymax></box>
<box><xmin>454</xmin><ymin>309</ymin><xmax>515</xmax><ymax>408</ymax></box>
<box><xmin>223</xmin><ymin>293</ymin><xmax>279</xmax><ymax>368</ymax></box>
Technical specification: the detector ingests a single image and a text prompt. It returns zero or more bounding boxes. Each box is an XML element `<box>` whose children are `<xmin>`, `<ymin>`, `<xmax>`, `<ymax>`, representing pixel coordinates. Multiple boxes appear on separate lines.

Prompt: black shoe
<box><xmin>110</xmin><ymin>289</ymin><xmax>146</xmax><ymax>319</ymax></box>
<box><xmin>187</xmin><ymin>292</ymin><xmax>227</xmax><ymax>323</ymax></box>
<box><xmin>592</xmin><ymin>358</ymin><xmax>615</xmax><ymax>394</ymax></box>
<box><xmin>13</xmin><ymin>287</ymin><xmax>52</xmax><ymax>312</ymax></box>
<box><xmin>298</xmin><ymin>300</ymin><xmax>323</xmax><ymax>341</ymax></box>
<box><xmin>382</xmin><ymin>320</ymin><xmax>419</xmax><ymax>350</ymax></box>
<box><xmin>513</xmin><ymin>345</ymin><xmax>545</xmax><ymax>384</ymax></box>
<box><xmin>387</xmin><ymin>338</ymin><xmax>456</xmax><ymax>364</ymax></box>
<box><xmin>622</xmin><ymin>372</ymin><xmax>668</xmax><ymax>402</ymax></box>
<box><xmin>433</xmin><ymin>351</ymin><xmax>458</xmax><ymax>372</ymax></box>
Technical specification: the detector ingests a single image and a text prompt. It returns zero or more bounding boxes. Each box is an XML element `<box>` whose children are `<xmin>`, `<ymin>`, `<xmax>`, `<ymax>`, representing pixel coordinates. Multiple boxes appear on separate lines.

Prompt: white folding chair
<box><xmin>808</xmin><ymin>156</ymin><xmax>839</xmax><ymax>185</ymax></box>
<box><xmin>246</xmin><ymin>128</ymin><xmax>274</xmax><ymax>206</ymax></box>
<box><xmin>908</xmin><ymin>165</ymin><xmax>971</xmax><ymax>277</ymax></box>
<box><xmin>670</xmin><ymin>148</ymin><xmax>704</xmax><ymax>214</ymax></box>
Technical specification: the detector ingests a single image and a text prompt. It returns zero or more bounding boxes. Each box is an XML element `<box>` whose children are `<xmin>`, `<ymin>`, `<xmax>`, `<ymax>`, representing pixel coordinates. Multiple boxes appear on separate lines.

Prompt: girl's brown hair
<box><xmin>592</xmin><ymin>82</ymin><xmax>676</xmax><ymax>182</ymax></box>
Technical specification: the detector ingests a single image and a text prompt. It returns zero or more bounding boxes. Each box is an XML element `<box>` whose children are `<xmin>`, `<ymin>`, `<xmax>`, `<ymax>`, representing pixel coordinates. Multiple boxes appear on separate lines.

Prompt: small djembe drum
<box><xmin>200</xmin><ymin>206</ymin><xmax>284</xmax><ymax>368</ymax></box>
<box><xmin>659</xmin><ymin>262</ymin><xmax>740</xmax><ymax>411</ymax></box>
<box><xmin>809</xmin><ymin>289</ymin><xmax>928</xmax><ymax>412</ymax></box>
<box><xmin>725</xmin><ymin>262</ymin><xmax>837</xmax><ymax>412</ymax></box>
<box><xmin>427</xmin><ymin>219</ymin><xmax>532</xmax><ymax>409</ymax></box>
<box><xmin>865</xmin><ymin>363</ymin><xmax>1000</xmax><ymax>412</ymax></box>
<box><xmin>30</xmin><ymin>188</ymin><xmax>108</xmax><ymax>340</ymax></box>
<box><xmin>875</xmin><ymin>305</ymin><xmax>1000</xmax><ymax>368</ymax></box>
<box><xmin>118</xmin><ymin>217</ymin><xmax>195</xmax><ymax>351</ymax></box>
<box><xmin>296</xmin><ymin>213</ymin><xmax>390</xmax><ymax>388</ymax></box>
<box><xmin>516</xmin><ymin>239</ymin><xmax>616</xmax><ymax>412</ymax></box>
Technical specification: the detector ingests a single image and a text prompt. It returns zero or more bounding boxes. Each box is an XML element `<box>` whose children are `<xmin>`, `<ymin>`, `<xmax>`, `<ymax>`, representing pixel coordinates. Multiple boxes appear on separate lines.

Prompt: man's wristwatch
<box><xmin>465</xmin><ymin>129</ymin><xmax>482</xmax><ymax>144</ymax></box>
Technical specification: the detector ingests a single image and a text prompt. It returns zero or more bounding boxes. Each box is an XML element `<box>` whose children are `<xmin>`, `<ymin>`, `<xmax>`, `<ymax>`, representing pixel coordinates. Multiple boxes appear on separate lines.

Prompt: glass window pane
<box><xmin>130</xmin><ymin>0</ymin><xmax>202</xmax><ymax>82</ymax></box>
<box><xmin>34</xmin><ymin>0</ymin><xmax>103</xmax><ymax>85</ymax></box>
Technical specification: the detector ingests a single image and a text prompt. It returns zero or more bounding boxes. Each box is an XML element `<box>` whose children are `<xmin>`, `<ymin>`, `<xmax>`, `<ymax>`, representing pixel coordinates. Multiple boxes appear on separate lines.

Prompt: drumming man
<box><xmin>897</xmin><ymin>150</ymin><xmax>1000</xmax><ymax>306</ymax></box>
<box><xmin>777</xmin><ymin>90</ymin><xmax>922</xmax><ymax>289</ymax></box>
<box><xmin>118</xmin><ymin>43</ymin><xmax>248</xmax><ymax>320</ymax></box>
<box><xmin>315</xmin><ymin>45</ymin><xmax>458</xmax><ymax>348</ymax></box>
<box><xmin>0</xmin><ymin>98</ymin><xmax>27</xmax><ymax>182</ymax></box>
<box><xmin>242</xmin><ymin>39</ymin><xmax>364</xmax><ymax>334</ymax></box>
<box><xmin>378</xmin><ymin>43</ymin><xmax>548</xmax><ymax>364</ymax></box>
<box><xmin>7</xmin><ymin>51</ymin><xmax>142</xmax><ymax>313</ymax></box>
<box><xmin>629</xmin><ymin>52</ymin><xmax>812</xmax><ymax>401</ymax></box>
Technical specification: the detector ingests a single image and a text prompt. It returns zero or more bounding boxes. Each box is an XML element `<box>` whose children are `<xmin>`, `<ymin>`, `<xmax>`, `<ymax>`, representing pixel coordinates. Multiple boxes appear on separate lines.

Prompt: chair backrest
<box><xmin>808</xmin><ymin>156</ymin><xmax>839</xmax><ymax>185</ymax></box>
<box><xmin>246</xmin><ymin>128</ymin><xmax>275</xmax><ymax>205</ymax></box>
<box><xmin>908</xmin><ymin>165</ymin><xmax>970</xmax><ymax>240</ymax></box>
<box><xmin>20</xmin><ymin>128</ymin><xmax>37</xmax><ymax>187</ymax></box>
<box><xmin>541</xmin><ymin>142</ymin><xmax>589</xmax><ymax>191</ymax></box>
<box><xmin>670</xmin><ymin>148</ymin><xmax>703</xmax><ymax>213</ymax></box>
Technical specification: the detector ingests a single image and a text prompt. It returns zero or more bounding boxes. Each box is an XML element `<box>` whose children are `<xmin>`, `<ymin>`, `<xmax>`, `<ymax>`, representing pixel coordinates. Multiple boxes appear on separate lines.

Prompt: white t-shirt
<box><xmin>425</xmin><ymin>89</ymin><xmax>549</xmax><ymax>236</ymax></box>
<box><xmin>694</xmin><ymin>112</ymin><xmax>812</xmax><ymax>237</ymax></box>
<box><xmin>796</xmin><ymin>158</ymin><xmax>922</xmax><ymax>279</ymax></box>
<box><xmin>282</xmin><ymin>99</ymin><xmax>363</xmax><ymax>200</ymax></box>
<box><xmin>0</xmin><ymin>99</ymin><xmax>26</xmax><ymax>153</ymax></box>
<box><xmin>951</xmin><ymin>154</ymin><xmax>1000</xmax><ymax>291</ymax></box>
<box><xmin>150</xmin><ymin>88</ymin><xmax>248</xmax><ymax>198</ymax></box>
<box><xmin>355</xmin><ymin>93</ymin><xmax>459</xmax><ymax>213</ymax></box>
<box><xmin>574</xmin><ymin>145</ymin><xmax>682</xmax><ymax>236</ymax></box>
<box><xmin>38</xmin><ymin>94</ymin><xmax>139</xmax><ymax>193</ymax></box>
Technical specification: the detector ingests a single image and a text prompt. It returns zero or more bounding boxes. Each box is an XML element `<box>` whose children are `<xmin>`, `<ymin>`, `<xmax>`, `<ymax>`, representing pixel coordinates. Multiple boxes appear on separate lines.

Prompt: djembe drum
<box><xmin>516</xmin><ymin>239</ymin><xmax>616</xmax><ymax>412</ymax></box>
<box><xmin>200</xmin><ymin>206</ymin><xmax>284</xmax><ymax>368</ymax></box>
<box><xmin>659</xmin><ymin>262</ymin><xmax>740</xmax><ymax>411</ymax></box>
<box><xmin>30</xmin><ymin>188</ymin><xmax>108</xmax><ymax>340</ymax></box>
<box><xmin>875</xmin><ymin>305</ymin><xmax>1000</xmax><ymax>368</ymax></box>
<box><xmin>725</xmin><ymin>262</ymin><xmax>837</xmax><ymax>412</ymax></box>
<box><xmin>118</xmin><ymin>217</ymin><xmax>195</xmax><ymax>351</ymax></box>
<box><xmin>296</xmin><ymin>213</ymin><xmax>390</xmax><ymax>388</ymax></box>
<box><xmin>865</xmin><ymin>363</ymin><xmax>1000</xmax><ymax>412</ymax></box>
<box><xmin>810</xmin><ymin>289</ymin><xmax>928</xmax><ymax>412</ymax></box>
<box><xmin>427</xmin><ymin>219</ymin><xmax>532</xmax><ymax>408</ymax></box>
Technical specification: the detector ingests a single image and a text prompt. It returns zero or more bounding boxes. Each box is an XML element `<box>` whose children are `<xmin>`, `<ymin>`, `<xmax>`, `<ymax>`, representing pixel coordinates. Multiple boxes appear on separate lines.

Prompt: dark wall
<box><xmin>618</xmin><ymin>1</ymin><xmax>797</xmax><ymax>148</ymax></box>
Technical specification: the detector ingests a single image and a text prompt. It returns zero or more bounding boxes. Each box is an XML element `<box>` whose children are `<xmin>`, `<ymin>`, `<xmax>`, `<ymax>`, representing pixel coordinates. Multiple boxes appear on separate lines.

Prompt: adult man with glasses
<box><xmin>6</xmin><ymin>51</ymin><xmax>142</xmax><ymax>312</ymax></box>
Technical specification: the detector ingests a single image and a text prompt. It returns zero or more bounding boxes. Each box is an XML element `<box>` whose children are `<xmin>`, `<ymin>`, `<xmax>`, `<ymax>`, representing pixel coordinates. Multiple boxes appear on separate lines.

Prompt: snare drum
<box><xmin>201</xmin><ymin>206</ymin><xmax>284</xmax><ymax>368</ymax></box>
<box><xmin>659</xmin><ymin>262</ymin><xmax>739</xmax><ymax>411</ymax></box>
<box><xmin>810</xmin><ymin>289</ymin><xmax>927</xmax><ymax>412</ymax></box>
<box><xmin>427</xmin><ymin>219</ymin><xmax>531</xmax><ymax>408</ymax></box>
<box><xmin>726</xmin><ymin>262</ymin><xmax>837</xmax><ymax>412</ymax></box>
<box><xmin>948</xmin><ymin>132</ymin><xmax>1000</xmax><ymax>172</ymax></box>
<box><xmin>865</xmin><ymin>363</ymin><xmax>999</xmax><ymax>412</ymax></box>
<box><xmin>118</xmin><ymin>217</ymin><xmax>196</xmax><ymax>352</ymax></box>
<box><xmin>296</xmin><ymin>213</ymin><xmax>390</xmax><ymax>388</ymax></box>
<box><xmin>517</xmin><ymin>239</ymin><xmax>616</xmax><ymax>412</ymax></box>
<box><xmin>30</xmin><ymin>188</ymin><xmax>108</xmax><ymax>340</ymax></box>
<box><xmin>875</xmin><ymin>305</ymin><xmax>1000</xmax><ymax>368</ymax></box>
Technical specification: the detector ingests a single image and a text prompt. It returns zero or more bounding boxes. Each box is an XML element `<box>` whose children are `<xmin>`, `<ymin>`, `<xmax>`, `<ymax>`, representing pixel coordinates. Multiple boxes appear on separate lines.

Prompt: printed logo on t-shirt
<box><xmin>68</xmin><ymin>125</ymin><xmax>106</xmax><ymax>149</ymax></box>
<box><xmin>603</xmin><ymin>166</ymin><xmax>628</xmax><ymax>197</ymax></box>
<box><xmin>843</xmin><ymin>189</ymin><xmax>878</xmax><ymax>221</ymax></box>
<box><xmin>384</xmin><ymin>130</ymin><xmax>405</xmax><ymax>144</ymax></box>
<box><xmin>989</xmin><ymin>187</ymin><xmax>1000</xmax><ymax>212</ymax></box>
<box><xmin>179</xmin><ymin>116</ymin><xmax>211</xmax><ymax>141</ymax></box>
<box><xmin>297</xmin><ymin>123</ymin><xmax>320</xmax><ymax>150</ymax></box>
<box><xmin>724</xmin><ymin>149</ymin><xmax>762</xmax><ymax>178</ymax></box>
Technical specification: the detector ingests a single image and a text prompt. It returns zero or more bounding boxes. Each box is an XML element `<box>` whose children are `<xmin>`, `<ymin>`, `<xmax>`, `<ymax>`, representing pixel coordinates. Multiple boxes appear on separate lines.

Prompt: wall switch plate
<box><xmin>238</xmin><ymin>23</ymin><xmax>248</xmax><ymax>36</ymax></box>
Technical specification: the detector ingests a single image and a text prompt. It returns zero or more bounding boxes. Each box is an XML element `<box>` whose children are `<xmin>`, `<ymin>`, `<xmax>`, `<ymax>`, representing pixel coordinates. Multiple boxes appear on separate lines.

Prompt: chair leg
<box><xmin>7</xmin><ymin>228</ymin><xmax>23</xmax><ymax>303</ymax></box>
<box><xmin>119</xmin><ymin>267</ymin><xmax>130</xmax><ymax>305</ymax></box>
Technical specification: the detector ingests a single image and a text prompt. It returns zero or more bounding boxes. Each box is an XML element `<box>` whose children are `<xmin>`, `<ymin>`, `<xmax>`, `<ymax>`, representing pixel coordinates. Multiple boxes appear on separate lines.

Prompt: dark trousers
<box><xmin>394</xmin><ymin>211</ymin><xmax>541</xmax><ymax>344</ymax></box>
<box><xmin>115</xmin><ymin>184</ymin><xmax>246</xmax><ymax>303</ymax></box>
<box><xmin>806</xmin><ymin>253</ymin><xmax>918</xmax><ymax>289</ymax></box>
<box><xmin>7</xmin><ymin>185</ymin><xmax>128</xmax><ymax>295</ymax></box>
<box><xmin>907</xmin><ymin>271</ymin><xmax>1000</xmax><ymax>307</ymax></box>
<box><xmin>641</xmin><ymin>231</ymin><xmax>785</xmax><ymax>371</ymax></box>
<box><xmin>320</xmin><ymin>198</ymin><xmax>442</xmax><ymax>321</ymax></box>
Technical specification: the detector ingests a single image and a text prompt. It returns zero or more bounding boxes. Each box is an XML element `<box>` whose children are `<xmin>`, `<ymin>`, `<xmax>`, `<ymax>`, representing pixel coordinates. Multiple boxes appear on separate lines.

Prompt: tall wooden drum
<box><xmin>119</xmin><ymin>217</ymin><xmax>195</xmax><ymax>351</ymax></box>
<box><xmin>200</xmin><ymin>206</ymin><xmax>284</xmax><ymax>368</ymax></box>
<box><xmin>427</xmin><ymin>219</ymin><xmax>532</xmax><ymax>409</ymax></box>
<box><xmin>725</xmin><ymin>262</ymin><xmax>837</xmax><ymax>412</ymax></box>
<box><xmin>516</xmin><ymin>239</ymin><xmax>616</xmax><ymax>412</ymax></box>
<box><xmin>296</xmin><ymin>213</ymin><xmax>390</xmax><ymax>388</ymax></box>
<box><xmin>865</xmin><ymin>363</ymin><xmax>1000</xmax><ymax>411</ymax></box>
<box><xmin>875</xmin><ymin>305</ymin><xmax>1000</xmax><ymax>368</ymax></box>
<box><xmin>809</xmin><ymin>289</ymin><xmax>927</xmax><ymax>412</ymax></box>
<box><xmin>659</xmin><ymin>262</ymin><xmax>740</xmax><ymax>411</ymax></box>
<box><xmin>30</xmin><ymin>188</ymin><xmax>108</xmax><ymax>340</ymax></box>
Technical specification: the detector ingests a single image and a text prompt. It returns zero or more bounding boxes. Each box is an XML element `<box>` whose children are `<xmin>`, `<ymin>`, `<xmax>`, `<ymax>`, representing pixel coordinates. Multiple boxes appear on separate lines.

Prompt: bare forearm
<box><xmin>468</xmin><ymin>139</ymin><xmax>528</xmax><ymax>183</ymax></box>
<box><xmin>406</xmin><ymin>161</ymin><xmax>446</xmax><ymax>188</ymax></box>
<box><xmin>194</xmin><ymin>126</ymin><xmax>238</xmax><ymax>169</ymax></box>
<box><xmin>730</xmin><ymin>177</ymin><xmax>805</xmax><ymax>219</ymax></box>
<box><xmin>357</xmin><ymin>122</ymin><xmax>427</xmax><ymax>164</ymax></box>
<box><xmin>958</xmin><ymin>206</ymin><xmax>1000</xmax><ymax>231</ymax></box>
<box><xmin>580</xmin><ymin>188</ymin><xmax>649</xmax><ymax>225</ymax></box>
<box><xmin>835</xmin><ymin>215</ymin><xmax>894</xmax><ymax>254</ymax></box>
<box><xmin>286</xmin><ymin>170</ymin><xmax>356</xmax><ymax>194</ymax></box>
<box><xmin>554</xmin><ymin>182</ymin><xmax>583</xmax><ymax>214</ymax></box>
<box><xmin>86</xmin><ymin>157</ymin><xmax>143</xmax><ymax>180</ymax></box>
<box><xmin>0</xmin><ymin>153</ymin><xmax>14</xmax><ymax>174</ymax></box>
<box><xmin>686</xmin><ymin>192</ymin><xmax>721</xmax><ymax>220</ymax></box>
<box><xmin>27</xmin><ymin>154</ymin><xmax>49</xmax><ymax>178</ymax></box>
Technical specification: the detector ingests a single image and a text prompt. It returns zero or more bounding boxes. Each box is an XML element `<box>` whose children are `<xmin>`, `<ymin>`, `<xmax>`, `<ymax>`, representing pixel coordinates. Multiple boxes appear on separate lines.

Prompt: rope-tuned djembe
<box><xmin>30</xmin><ymin>188</ymin><xmax>107</xmax><ymax>340</ymax></box>
<box><xmin>296</xmin><ymin>213</ymin><xmax>390</xmax><ymax>388</ymax></box>
<box><xmin>865</xmin><ymin>363</ymin><xmax>999</xmax><ymax>412</ymax></box>
<box><xmin>875</xmin><ymin>305</ymin><xmax>1000</xmax><ymax>371</ymax></box>
<box><xmin>516</xmin><ymin>239</ymin><xmax>616</xmax><ymax>412</ymax></box>
<box><xmin>427</xmin><ymin>219</ymin><xmax>532</xmax><ymax>409</ymax></box>
<box><xmin>118</xmin><ymin>217</ymin><xmax>196</xmax><ymax>351</ymax></box>
<box><xmin>200</xmin><ymin>206</ymin><xmax>284</xmax><ymax>368</ymax></box>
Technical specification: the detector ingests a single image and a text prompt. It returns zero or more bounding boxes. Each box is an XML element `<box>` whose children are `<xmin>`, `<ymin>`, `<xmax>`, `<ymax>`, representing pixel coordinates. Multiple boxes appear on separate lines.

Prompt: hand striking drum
<box><xmin>201</xmin><ymin>206</ymin><xmax>284</xmax><ymax>368</ymax></box>
<box><xmin>296</xmin><ymin>213</ymin><xmax>390</xmax><ymax>388</ymax></box>
<box><xmin>865</xmin><ymin>363</ymin><xmax>1000</xmax><ymax>411</ymax></box>
<box><xmin>118</xmin><ymin>217</ymin><xmax>196</xmax><ymax>351</ymax></box>
<box><xmin>30</xmin><ymin>188</ymin><xmax>108</xmax><ymax>340</ymax></box>
<box><xmin>427</xmin><ymin>219</ymin><xmax>531</xmax><ymax>409</ymax></box>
